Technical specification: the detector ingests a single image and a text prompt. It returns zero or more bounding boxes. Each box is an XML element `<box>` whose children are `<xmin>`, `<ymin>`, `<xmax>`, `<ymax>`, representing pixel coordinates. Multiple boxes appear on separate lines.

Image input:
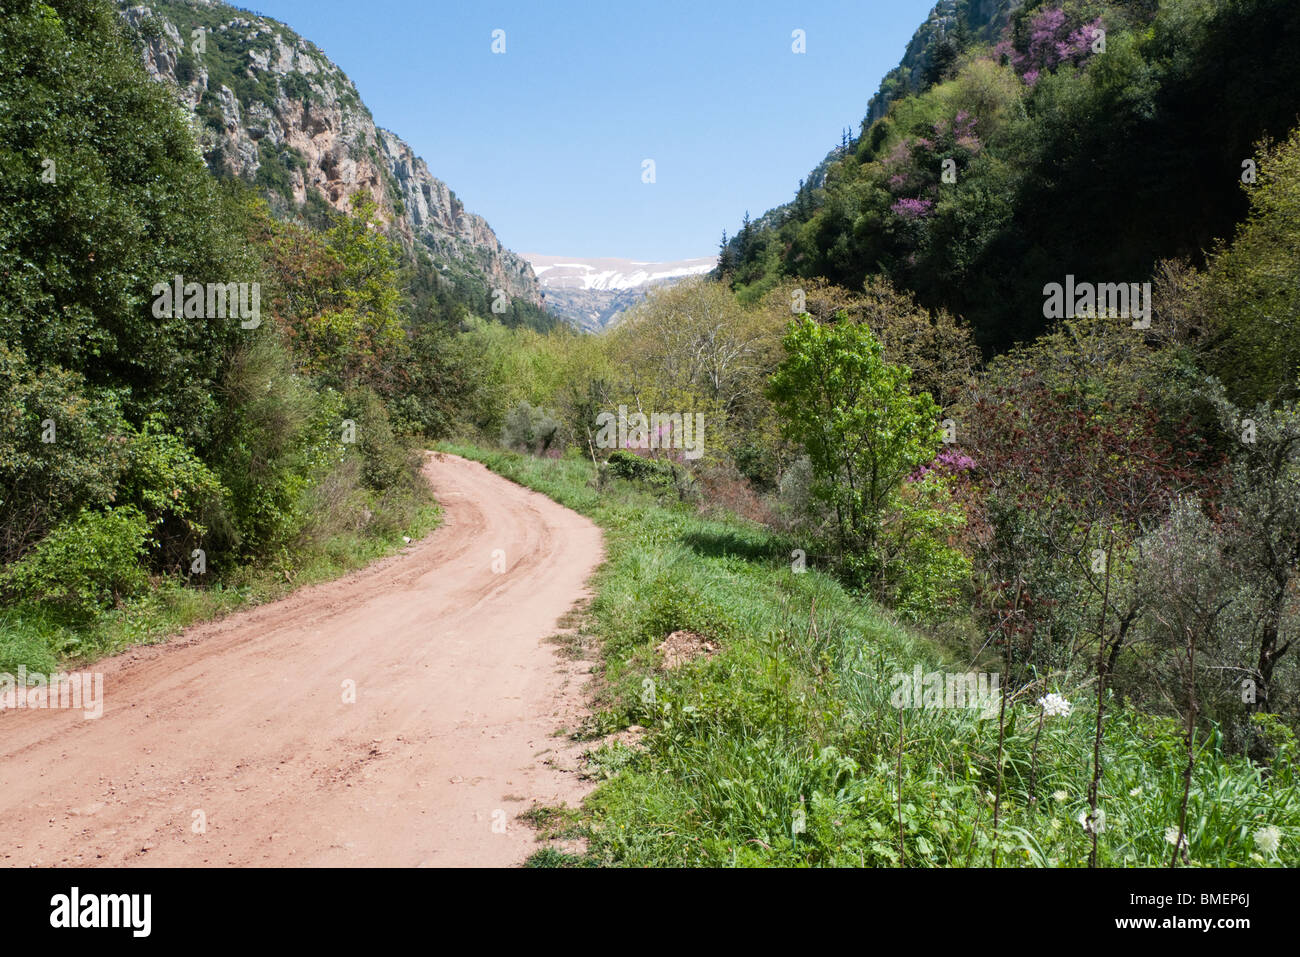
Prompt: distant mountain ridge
<box><xmin>118</xmin><ymin>0</ymin><xmax>542</xmax><ymax>309</ymax></box>
<box><xmin>527</xmin><ymin>254</ymin><xmax>717</xmax><ymax>331</ymax></box>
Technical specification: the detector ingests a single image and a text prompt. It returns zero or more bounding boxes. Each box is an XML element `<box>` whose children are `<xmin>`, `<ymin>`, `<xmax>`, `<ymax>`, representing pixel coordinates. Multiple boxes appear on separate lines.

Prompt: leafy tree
<box><xmin>1202</xmin><ymin>127</ymin><xmax>1300</xmax><ymax>405</ymax></box>
<box><xmin>767</xmin><ymin>314</ymin><xmax>941</xmax><ymax>576</ymax></box>
<box><xmin>1210</xmin><ymin>395</ymin><xmax>1300</xmax><ymax>720</ymax></box>
<box><xmin>0</xmin><ymin>0</ymin><xmax>260</xmax><ymax>446</ymax></box>
<box><xmin>261</xmin><ymin>194</ymin><xmax>406</xmax><ymax>395</ymax></box>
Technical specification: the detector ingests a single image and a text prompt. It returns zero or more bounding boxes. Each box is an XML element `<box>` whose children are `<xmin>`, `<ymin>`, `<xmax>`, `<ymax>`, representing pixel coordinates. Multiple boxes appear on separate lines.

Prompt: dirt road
<box><xmin>0</xmin><ymin>452</ymin><xmax>604</xmax><ymax>867</ymax></box>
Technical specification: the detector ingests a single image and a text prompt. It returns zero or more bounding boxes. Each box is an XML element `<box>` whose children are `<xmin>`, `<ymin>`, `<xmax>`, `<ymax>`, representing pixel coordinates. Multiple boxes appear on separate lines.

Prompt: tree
<box><xmin>717</xmin><ymin>230</ymin><xmax>734</xmax><ymax>274</ymax></box>
<box><xmin>767</xmin><ymin>314</ymin><xmax>941</xmax><ymax>575</ymax></box>
<box><xmin>1213</xmin><ymin>397</ymin><xmax>1300</xmax><ymax>719</ymax></box>
<box><xmin>262</xmin><ymin>194</ymin><xmax>406</xmax><ymax>395</ymax></box>
<box><xmin>0</xmin><ymin>0</ymin><xmax>260</xmax><ymax>447</ymax></box>
<box><xmin>1202</xmin><ymin>127</ymin><xmax>1300</xmax><ymax>405</ymax></box>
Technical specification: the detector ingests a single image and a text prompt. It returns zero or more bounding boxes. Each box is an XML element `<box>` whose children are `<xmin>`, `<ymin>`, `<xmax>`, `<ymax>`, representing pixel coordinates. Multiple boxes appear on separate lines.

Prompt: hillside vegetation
<box><xmin>723</xmin><ymin>0</ymin><xmax>1300</xmax><ymax>353</ymax></box>
<box><xmin>448</xmin><ymin>445</ymin><xmax>1298</xmax><ymax>867</ymax></box>
<box><xmin>0</xmin><ymin>0</ymin><xmax>510</xmax><ymax>670</ymax></box>
<box><xmin>447</xmin><ymin>116</ymin><xmax>1300</xmax><ymax>867</ymax></box>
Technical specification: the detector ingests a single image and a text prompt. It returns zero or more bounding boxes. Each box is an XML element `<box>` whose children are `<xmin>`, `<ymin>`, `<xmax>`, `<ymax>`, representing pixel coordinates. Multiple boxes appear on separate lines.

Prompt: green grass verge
<box><xmin>441</xmin><ymin>442</ymin><xmax>1300</xmax><ymax>868</ymax></box>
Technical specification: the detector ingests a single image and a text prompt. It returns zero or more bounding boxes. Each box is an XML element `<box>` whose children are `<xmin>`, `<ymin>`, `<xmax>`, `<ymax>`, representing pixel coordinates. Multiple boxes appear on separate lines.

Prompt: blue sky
<box><xmin>243</xmin><ymin>0</ymin><xmax>936</xmax><ymax>260</ymax></box>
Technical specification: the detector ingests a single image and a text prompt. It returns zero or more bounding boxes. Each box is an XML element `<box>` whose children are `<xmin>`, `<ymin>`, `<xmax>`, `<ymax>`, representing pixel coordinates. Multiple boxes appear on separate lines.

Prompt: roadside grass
<box><xmin>442</xmin><ymin>442</ymin><xmax>1300</xmax><ymax>868</ymax></box>
<box><xmin>0</xmin><ymin>494</ymin><xmax>439</xmax><ymax>674</ymax></box>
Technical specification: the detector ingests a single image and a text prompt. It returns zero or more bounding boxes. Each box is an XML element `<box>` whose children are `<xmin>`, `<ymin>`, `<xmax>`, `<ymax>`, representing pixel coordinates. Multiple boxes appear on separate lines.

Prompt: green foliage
<box><xmin>1202</xmin><ymin>127</ymin><xmax>1300</xmax><ymax>404</ymax></box>
<box><xmin>731</xmin><ymin>0</ymin><xmax>1300</xmax><ymax>353</ymax></box>
<box><xmin>878</xmin><ymin>472</ymin><xmax>971</xmax><ymax>621</ymax></box>
<box><xmin>0</xmin><ymin>0</ymin><xmax>261</xmax><ymax>446</ymax></box>
<box><xmin>449</xmin><ymin>443</ymin><xmax>1300</xmax><ymax>868</ymax></box>
<box><xmin>500</xmin><ymin>399</ymin><xmax>560</xmax><ymax>455</ymax></box>
<box><xmin>344</xmin><ymin>386</ymin><xmax>416</xmax><ymax>492</ymax></box>
<box><xmin>1</xmin><ymin>507</ymin><xmax>150</xmax><ymax>618</ymax></box>
<box><xmin>0</xmin><ymin>340</ymin><xmax>131</xmax><ymax>562</ymax></box>
<box><xmin>0</xmin><ymin>1</ymin><xmax>429</xmax><ymax>672</ymax></box>
<box><xmin>264</xmin><ymin>195</ymin><xmax>407</xmax><ymax>395</ymax></box>
<box><xmin>120</xmin><ymin>415</ymin><xmax>228</xmax><ymax>570</ymax></box>
<box><xmin>768</xmin><ymin>315</ymin><xmax>942</xmax><ymax>577</ymax></box>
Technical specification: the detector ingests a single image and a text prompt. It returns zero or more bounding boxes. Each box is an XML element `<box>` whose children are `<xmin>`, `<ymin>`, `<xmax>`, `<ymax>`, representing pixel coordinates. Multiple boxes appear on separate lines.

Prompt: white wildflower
<box><xmin>1078</xmin><ymin>807</ymin><xmax>1106</xmax><ymax>834</ymax></box>
<box><xmin>1254</xmin><ymin>825</ymin><xmax>1281</xmax><ymax>856</ymax></box>
<box><xmin>1037</xmin><ymin>693</ymin><xmax>1073</xmax><ymax>718</ymax></box>
<box><xmin>1052</xmin><ymin>790</ymin><xmax>1068</xmax><ymax>803</ymax></box>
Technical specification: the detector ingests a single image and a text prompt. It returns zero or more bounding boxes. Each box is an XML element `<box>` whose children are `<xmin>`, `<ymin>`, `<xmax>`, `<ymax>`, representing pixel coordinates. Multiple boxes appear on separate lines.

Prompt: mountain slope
<box><xmin>722</xmin><ymin>0</ymin><xmax>1020</xmax><ymax>268</ymax></box>
<box><xmin>119</xmin><ymin>0</ymin><xmax>541</xmax><ymax>308</ymax></box>
<box><xmin>724</xmin><ymin>0</ymin><xmax>1300</xmax><ymax>352</ymax></box>
<box><xmin>528</xmin><ymin>254</ymin><xmax>716</xmax><ymax>330</ymax></box>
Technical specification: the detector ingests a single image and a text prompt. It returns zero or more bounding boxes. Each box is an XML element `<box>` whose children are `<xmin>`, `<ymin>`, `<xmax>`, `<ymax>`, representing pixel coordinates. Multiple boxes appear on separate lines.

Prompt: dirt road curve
<box><xmin>0</xmin><ymin>452</ymin><xmax>604</xmax><ymax>867</ymax></box>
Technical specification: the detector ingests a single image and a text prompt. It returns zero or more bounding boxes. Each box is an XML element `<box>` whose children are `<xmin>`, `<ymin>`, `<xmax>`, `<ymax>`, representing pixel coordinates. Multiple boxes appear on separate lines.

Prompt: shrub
<box><xmin>501</xmin><ymin>400</ymin><xmax>560</xmax><ymax>455</ymax></box>
<box><xmin>344</xmin><ymin>387</ymin><xmax>417</xmax><ymax>492</ymax></box>
<box><xmin>121</xmin><ymin>415</ymin><xmax>228</xmax><ymax>572</ymax></box>
<box><xmin>0</xmin><ymin>507</ymin><xmax>150</xmax><ymax>618</ymax></box>
<box><xmin>0</xmin><ymin>342</ymin><xmax>132</xmax><ymax>563</ymax></box>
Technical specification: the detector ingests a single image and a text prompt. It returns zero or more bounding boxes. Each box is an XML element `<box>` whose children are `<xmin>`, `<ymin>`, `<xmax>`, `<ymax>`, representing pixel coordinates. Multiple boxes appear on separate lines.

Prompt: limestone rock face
<box><xmin>119</xmin><ymin>0</ymin><xmax>541</xmax><ymax>306</ymax></box>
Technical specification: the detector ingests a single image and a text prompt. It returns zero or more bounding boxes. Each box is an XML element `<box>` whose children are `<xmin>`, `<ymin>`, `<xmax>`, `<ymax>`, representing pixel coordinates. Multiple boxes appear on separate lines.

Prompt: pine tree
<box><xmin>717</xmin><ymin>230</ymin><xmax>734</xmax><ymax>274</ymax></box>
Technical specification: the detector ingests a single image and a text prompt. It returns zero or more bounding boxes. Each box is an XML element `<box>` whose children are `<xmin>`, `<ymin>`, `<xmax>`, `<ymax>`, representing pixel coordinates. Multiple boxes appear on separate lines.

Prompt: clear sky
<box><xmin>240</xmin><ymin>0</ymin><xmax>936</xmax><ymax>260</ymax></box>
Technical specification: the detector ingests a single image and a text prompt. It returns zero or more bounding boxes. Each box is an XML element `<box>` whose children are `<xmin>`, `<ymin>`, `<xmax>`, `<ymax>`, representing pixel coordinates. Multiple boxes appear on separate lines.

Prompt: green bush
<box><xmin>0</xmin><ymin>341</ymin><xmax>132</xmax><ymax>563</ymax></box>
<box><xmin>1</xmin><ymin>507</ymin><xmax>150</xmax><ymax>618</ymax></box>
<box><xmin>345</xmin><ymin>387</ymin><xmax>416</xmax><ymax>492</ymax></box>
<box><xmin>501</xmin><ymin>399</ymin><xmax>560</xmax><ymax>455</ymax></box>
<box><xmin>122</xmin><ymin>415</ymin><xmax>228</xmax><ymax>571</ymax></box>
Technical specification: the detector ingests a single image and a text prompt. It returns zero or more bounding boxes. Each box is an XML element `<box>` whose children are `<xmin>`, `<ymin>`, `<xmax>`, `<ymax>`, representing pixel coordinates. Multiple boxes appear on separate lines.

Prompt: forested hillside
<box><xmin>723</xmin><ymin>0</ymin><xmax>1300</xmax><ymax>352</ymax></box>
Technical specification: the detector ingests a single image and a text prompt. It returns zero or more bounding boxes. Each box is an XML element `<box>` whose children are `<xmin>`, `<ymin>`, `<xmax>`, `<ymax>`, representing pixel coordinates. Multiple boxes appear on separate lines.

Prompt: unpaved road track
<box><xmin>0</xmin><ymin>453</ymin><xmax>603</xmax><ymax>867</ymax></box>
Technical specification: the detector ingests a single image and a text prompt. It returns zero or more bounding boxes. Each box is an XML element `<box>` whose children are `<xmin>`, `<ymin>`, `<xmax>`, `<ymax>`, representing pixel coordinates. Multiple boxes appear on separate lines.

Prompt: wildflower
<box><xmin>1038</xmin><ymin>693</ymin><xmax>1072</xmax><ymax>718</ymax></box>
<box><xmin>1164</xmin><ymin>826</ymin><xmax>1187</xmax><ymax>848</ymax></box>
<box><xmin>1254</xmin><ymin>825</ymin><xmax>1281</xmax><ymax>856</ymax></box>
<box><xmin>1129</xmin><ymin>786</ymin><xmax>1142</xmax><ymax>797</ymax></box>
<box><xmin>1052</xmin><ymin>790</ymin><xmax>1068</xmax><ymax>803</ymax></box>
<box><xmin>1078</xmin><ymin>808</ymin><xmax>1106</xmax><ymax>834</ymax></box>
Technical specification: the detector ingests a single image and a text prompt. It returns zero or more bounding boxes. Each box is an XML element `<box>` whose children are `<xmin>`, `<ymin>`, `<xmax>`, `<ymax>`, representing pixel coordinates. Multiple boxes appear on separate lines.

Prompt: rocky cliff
<box><xmin>118</xmin><ymin>0</ymin><xmax>541</xmax><ymax>307</ymax></box>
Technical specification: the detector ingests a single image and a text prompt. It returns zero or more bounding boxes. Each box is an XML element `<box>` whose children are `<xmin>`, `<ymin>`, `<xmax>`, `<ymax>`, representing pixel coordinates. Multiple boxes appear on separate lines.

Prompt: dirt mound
<box><xmin>656</xmin><ymin>630</ymin><xmax>719</xmax><ymax>669</ymax></box>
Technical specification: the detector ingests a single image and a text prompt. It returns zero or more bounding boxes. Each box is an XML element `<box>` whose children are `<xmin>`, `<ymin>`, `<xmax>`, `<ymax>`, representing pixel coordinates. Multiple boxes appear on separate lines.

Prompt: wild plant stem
<box><xmin>1027</xmin><ymin>708</ymin><xmax>1046</xmax><ymax>812</ymax></box>
<box><xmin>1087</xmin><ymin>528</ymin><xmax>1115</xmax><ymax>868</ymax></box>
<box><xmin>897</xmin><ymin>707</ymin><xmax>906</xmax><ymax>867</ymax></box>
<box><xmin>1172</xmin><ymin>625</ymin><xmax>1197</xmax><ymax>867</ymax></box>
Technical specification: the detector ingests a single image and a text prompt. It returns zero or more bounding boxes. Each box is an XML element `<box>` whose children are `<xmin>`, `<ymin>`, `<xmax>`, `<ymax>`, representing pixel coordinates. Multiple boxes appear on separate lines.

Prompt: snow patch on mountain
<box><xmin>525</xmin><ymin>254</ymin><xmax>716</xmax><ymax>330</ymax></box>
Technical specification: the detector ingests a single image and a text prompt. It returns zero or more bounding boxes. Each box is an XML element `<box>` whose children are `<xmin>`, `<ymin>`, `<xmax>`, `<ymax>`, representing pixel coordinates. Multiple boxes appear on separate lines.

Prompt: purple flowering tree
<box><xmin>1010</xmin><ymin>8</ymin><xmax>1104</xmax><ymax>83</ymax></box>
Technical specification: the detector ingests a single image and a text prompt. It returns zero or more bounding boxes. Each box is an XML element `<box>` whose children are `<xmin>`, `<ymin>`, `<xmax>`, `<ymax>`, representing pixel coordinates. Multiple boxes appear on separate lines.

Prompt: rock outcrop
<box><xmin>119</xmin><ymin>0</ymin><xmax>541</xmax><ymax>306</ymax></box>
